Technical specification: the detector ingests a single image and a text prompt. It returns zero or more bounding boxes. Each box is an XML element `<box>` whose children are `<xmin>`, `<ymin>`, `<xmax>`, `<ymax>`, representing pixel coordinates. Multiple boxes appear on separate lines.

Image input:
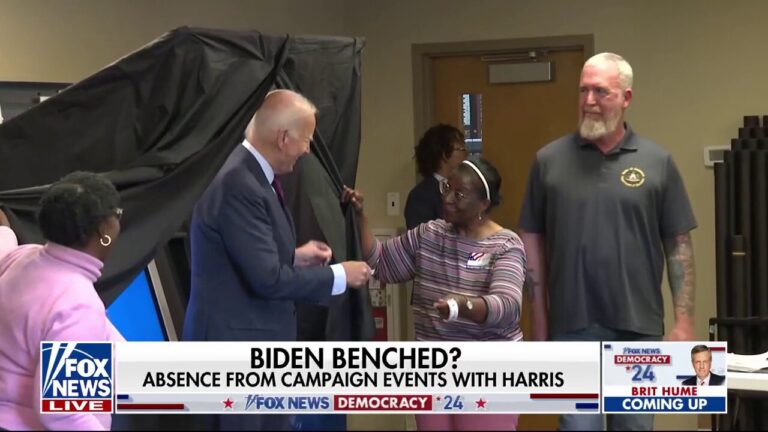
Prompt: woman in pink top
<box><xmin>0</xmin><ymin>172</ymin><xmax>125</xmax><ymax>431</ymax></box>
<box><xmin>343</xmin><ymin>157</ymin><xmax>525</xmax><ymax>431</ymax></box>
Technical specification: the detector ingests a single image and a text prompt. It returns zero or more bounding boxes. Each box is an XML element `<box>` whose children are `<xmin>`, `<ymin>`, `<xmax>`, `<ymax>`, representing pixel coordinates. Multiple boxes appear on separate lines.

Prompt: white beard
<box><xmin>579</xmin><ymin>111</ymin><xmax>622</xmax><ymax>140</ymax></box>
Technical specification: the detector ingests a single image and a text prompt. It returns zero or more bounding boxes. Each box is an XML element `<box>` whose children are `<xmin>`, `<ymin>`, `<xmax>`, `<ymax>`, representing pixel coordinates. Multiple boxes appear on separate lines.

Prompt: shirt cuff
<box><xmin>330</xmin><ymin>264</ymin><xmax>347</xmax><ymax>296</ymax></box>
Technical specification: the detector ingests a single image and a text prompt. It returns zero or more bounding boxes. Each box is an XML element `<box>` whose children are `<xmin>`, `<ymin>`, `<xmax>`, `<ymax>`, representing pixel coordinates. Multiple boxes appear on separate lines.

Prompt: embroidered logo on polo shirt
<box><xmin>466</xmin><ymin>252</ymin><xmax>491</xmax><ymax>269</ymax></box>
<box><xmin>620</xmin><ymin>167</ymin><xmax>645</xmax><ymax>187</ymax></box>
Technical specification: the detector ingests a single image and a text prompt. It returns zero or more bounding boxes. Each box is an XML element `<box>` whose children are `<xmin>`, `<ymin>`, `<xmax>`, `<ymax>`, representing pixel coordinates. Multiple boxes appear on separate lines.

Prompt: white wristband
<box><xmin>446</xmin><ymin>298</ymin><xmax>459</xmax><ymax>321</ymax></box>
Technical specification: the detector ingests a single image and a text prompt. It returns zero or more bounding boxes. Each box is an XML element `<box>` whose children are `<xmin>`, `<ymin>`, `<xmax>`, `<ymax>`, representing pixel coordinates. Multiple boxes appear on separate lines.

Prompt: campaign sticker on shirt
<box><xmin>466</xmin><ymin>252</ymin><xmax>491</xmax><ymax>269</ymax></box>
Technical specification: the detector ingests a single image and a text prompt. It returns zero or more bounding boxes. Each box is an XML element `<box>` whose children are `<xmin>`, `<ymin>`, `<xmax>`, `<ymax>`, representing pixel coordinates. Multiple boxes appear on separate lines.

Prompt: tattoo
<box><xmin>663</xmin><ymin>233</ymin><xmax>696</xmax><ymax>319</ymax></box>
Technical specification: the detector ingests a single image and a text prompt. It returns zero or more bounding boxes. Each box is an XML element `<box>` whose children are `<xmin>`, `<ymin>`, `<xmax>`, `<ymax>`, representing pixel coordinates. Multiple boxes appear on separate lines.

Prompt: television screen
<box><xmin>106</xmin><ymin>267</ymin><xmax>168</xmax><ymax>341</ymax></box>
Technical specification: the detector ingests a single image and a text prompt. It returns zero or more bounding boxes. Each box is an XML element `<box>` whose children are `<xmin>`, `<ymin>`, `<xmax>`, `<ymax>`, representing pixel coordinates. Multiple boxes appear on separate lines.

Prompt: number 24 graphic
<box><xmin>443</xmin><ymin>395</ymin><xmax>464</xmax><ymax>410</ymax></box>
<box><xmin>630</xmin><ymin>365</ymin><xmax>656</xmax><ymax>382</ymax></box>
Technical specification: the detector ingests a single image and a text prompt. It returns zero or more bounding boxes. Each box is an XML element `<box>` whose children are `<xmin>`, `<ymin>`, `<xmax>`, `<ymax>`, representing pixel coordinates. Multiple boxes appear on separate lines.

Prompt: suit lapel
<box><xmin>238</xmin><ymin>146</ymin><xmax>297</xmax><ymax>249</ymax></box>
<box><xmin>281</xmin><ymin>202</ymin><xmax>296</xmax><ymax>243</ymax></box>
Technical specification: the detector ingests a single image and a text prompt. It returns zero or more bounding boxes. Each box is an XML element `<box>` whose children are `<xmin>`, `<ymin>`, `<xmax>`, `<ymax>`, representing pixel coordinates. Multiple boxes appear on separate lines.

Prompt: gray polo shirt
<box><xmin>518</xmin><ymin>125</ymin><xmax>697</xmax><ymax>336</ymax></box>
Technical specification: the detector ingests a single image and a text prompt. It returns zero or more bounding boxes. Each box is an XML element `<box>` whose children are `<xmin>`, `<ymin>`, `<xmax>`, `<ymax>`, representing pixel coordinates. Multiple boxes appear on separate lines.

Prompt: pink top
<box><xmin>0</xmin><ymin>226</ymin><xmax>124</xmax><ymax>430</ymax></box>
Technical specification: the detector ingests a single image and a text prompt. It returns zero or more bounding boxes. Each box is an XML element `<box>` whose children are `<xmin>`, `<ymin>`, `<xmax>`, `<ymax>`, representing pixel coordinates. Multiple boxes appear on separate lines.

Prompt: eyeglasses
<box><xmin>439</xmin><ymin>180</ymin><xmax>466</xmax><ymax>202</ymax></box>
<box><xmin>113</xmin><ymin>208</ymin><xmax>123</xmax><ymax>220</ymax></box>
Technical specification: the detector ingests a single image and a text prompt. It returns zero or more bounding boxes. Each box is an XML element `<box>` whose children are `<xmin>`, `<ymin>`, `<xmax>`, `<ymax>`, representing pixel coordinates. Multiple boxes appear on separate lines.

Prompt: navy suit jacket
<box><xmin>682</xmin><ymin>372</ymin><xmax>725</xmax><ymax>386</ymax></box>
<box><xmin>182</xmin><ymin>145</ymin><xmax>334</xmax><ymax>342</ymax></box>
<box><xmin>404</xmin><ymin>175</ymin><xmax>443</xmax><ymax>230</ymax></box>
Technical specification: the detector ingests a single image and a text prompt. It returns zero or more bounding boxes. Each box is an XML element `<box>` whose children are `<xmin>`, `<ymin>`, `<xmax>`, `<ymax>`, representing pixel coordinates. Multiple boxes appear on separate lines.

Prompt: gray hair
<box><xmin>251</xmin><ymin>89</ymin><xmax>317</xmax><ymax>141</ymax></box>
<box><xmin>584</xmin><ymin>52</ymin><xmax>633</xmax><ymax>90</ymax></box>
<box><xmin>265</xmin><ymin>89</ymin><xmax>317</xmax><ymax>115</ymax></box>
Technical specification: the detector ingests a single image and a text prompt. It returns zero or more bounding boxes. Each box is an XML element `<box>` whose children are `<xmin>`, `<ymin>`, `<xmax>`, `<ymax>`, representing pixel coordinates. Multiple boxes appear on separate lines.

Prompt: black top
<box><xmin>404</xmin><ymin>175</ymin><xmax>443</xmax><ymax>230</ymax></box>
<box><xmin>519</xmin><ymin>125</ymin><xmax>697</xmax><ymax>336</ymax></box>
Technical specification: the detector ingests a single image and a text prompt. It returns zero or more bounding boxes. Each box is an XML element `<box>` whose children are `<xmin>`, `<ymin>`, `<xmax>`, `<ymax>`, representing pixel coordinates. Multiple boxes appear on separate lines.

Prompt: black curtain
<box><xmin>0</xmin><ymin>27</ymin><xmax>371</xmax><ymax>337</ymax></box>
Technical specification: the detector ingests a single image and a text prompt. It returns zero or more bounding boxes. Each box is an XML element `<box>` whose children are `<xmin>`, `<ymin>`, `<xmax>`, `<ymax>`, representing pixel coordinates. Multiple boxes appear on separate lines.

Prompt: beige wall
<box><xmin>0</xmin><ymin>0</ymin><xmax>345</xmax><ymax>82</ymax></box>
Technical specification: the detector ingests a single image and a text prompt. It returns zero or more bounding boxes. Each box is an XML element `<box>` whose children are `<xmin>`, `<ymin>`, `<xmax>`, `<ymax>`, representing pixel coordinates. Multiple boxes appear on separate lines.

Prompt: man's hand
<box><xmin>521</xmin><ymin>231</ymin><xmax>549</xmax><ymax>341</ymax></box>
<box><xmin>340</xmin><ymin>261</ymin><xmax>372</xmax><ymax>288</ymax></box>
<box><xmin>341</xmin><ymin>186</ymin><xmax>364</xmax><ymax>215</ymax></box>
<box><xmin>294</xmin><ymin>240</ymin><xmax>332</xmax><ymax>267</ymax></box>
<box><xmin>0</xmin><ymin>208</ymin><xmax>9</xmax><ymax>227</ymax></box>
<box><xmin>666</xmin><ymin>322</ymin><xmax>695</xmax><ymax>341</ymax></box>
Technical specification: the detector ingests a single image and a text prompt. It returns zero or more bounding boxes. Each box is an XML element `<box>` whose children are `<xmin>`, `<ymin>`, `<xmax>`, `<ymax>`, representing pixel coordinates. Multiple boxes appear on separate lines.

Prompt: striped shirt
<box><xmin>366</xmin><ymin>220</ymin><xmax>526</xmax><ymax>341</ymax></box>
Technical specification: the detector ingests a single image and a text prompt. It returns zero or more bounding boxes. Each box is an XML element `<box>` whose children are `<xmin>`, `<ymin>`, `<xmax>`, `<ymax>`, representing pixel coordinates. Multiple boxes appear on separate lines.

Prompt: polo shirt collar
<box><xmin>578</xmin><ymin>123</ymin><xmax>638</xmax><ymax>153</ymax></box>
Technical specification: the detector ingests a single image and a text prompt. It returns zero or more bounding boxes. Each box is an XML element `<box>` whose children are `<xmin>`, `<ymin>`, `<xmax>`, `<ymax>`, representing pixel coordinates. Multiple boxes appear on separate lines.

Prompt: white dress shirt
<box><xmin>699</xmin><ymin>374</ymin><xmax>711</xmax><ymax>386</ymax></box>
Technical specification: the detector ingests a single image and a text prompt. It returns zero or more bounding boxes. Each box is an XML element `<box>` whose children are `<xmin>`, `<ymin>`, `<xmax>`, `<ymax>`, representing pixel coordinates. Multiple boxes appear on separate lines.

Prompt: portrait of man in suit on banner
<box><xmin>682</xmin><ymin>344</ymin><xmax>725</xmax><ymax>386</ymax></box>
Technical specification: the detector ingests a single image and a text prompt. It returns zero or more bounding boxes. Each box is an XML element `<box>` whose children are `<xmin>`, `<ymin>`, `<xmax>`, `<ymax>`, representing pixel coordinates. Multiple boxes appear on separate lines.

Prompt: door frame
<box><xmin>411</xmin><ymin>34</ymin><xmax>594</xmax><ymax>146</ymax></box>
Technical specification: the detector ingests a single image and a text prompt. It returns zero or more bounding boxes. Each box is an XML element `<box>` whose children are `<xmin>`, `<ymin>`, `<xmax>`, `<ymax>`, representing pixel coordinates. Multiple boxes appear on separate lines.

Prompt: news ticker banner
<box><xmin>40</xmin><ymin>341</ymin><xmax>600</xmax><ymax>414</ymax></box>
<box><xmin>602</xmin><ymin>341</ymin><xmax>727</xmax><ymax>413</ymax></box>
<box><xmin>39</xmin><ymin>340</ymin><xmax>728</xmax><ymax>415</ymax></box>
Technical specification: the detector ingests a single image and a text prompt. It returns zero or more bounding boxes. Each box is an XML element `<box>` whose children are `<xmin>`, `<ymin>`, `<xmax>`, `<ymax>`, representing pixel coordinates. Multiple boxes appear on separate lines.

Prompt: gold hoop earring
<box><xmin>100</xmin><ymin>234</ymin><xmax>112</xmax><ymax>247</ymax></box>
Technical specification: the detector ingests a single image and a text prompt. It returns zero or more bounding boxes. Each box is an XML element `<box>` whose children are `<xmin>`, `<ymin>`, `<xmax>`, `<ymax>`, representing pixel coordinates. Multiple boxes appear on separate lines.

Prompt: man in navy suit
<box><xmin>682</xmin><ymin>345</ymin><xmax>725</xmax><ymax>386</ymax></box>
<box><xmin>182</xmin><ymin>90</ymin><xmax>372</xmax><ymax>430</ymax></box>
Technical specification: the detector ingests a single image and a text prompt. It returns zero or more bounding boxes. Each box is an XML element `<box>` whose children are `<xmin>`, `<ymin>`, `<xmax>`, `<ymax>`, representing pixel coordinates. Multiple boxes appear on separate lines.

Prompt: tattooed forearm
<box><xmin>663</xmin><ymin>233</ymin><xmax>696</xmax><ymax>319</ymax></box>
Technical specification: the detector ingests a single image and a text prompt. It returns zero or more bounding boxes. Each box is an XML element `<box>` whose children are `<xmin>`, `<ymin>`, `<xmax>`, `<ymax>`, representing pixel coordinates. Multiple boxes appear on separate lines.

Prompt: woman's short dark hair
<box><xmin>38</xmin><ymin>172</ymin><xmax>120</xmax><ymax>247</ymax></box>
<box><xmin>414</xmin><ymin>124</ymin><xmax>465</xmax><ymax>177</ymax></box>
<box><xmin>458</xmin><ymin>156</ymin><xmax>502</xmax><ymax>208</ymax></box>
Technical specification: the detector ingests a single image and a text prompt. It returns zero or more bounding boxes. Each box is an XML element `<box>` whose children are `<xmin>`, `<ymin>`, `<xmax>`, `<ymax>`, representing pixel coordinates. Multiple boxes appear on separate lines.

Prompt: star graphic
<box><xmin>223</xmin><ymin>398</ymin><xmax>234</xmax><ymax>409</ymax></box>
<box><xmin>475</xmin><ymin>398</ymin><xmax>487</xmax><ymax>409</ymax></box>
<box><xmin>625</xmin><ymin>366</ymin><xmax>632</xmax><ymax>372</ymax></box>
<box><xmin>436</xmin><ymin>396</ymin><xmax>442</xmax><ymax>401</ymax></box>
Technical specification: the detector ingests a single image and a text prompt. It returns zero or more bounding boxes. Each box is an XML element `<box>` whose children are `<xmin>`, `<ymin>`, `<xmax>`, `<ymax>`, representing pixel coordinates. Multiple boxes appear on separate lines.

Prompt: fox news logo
<box><xmin>40</xmin><ymin>342</ymin><xmax>113</xmax><ymax>413</ymax></box>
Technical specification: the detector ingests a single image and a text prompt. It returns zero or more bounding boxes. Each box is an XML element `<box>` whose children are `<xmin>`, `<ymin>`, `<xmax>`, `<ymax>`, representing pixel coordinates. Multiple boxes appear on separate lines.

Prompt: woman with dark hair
<box><xmin>404</xmin><ymin>124</ymin><xmax>468</xmax><ymax>229</ymax></box>
<box><xmin>343</xmin><ymin>157</ymin><xmax>525</xmax><ymax>431</ymax></box>
<box><xmin>0</xmin><ymin>172</ymin><xmax>124</xmax><ymax>431</ymax></box>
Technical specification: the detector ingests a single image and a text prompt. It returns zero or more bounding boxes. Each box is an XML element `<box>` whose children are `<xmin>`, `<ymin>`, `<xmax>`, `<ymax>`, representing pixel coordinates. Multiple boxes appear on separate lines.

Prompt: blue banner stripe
<box><xmin>117</xmin><ymin>395</ymin><xmax>130</xmax><ymax>400</ymax></box>
<box><xmin>576</xmin><ymin>403</ymin><xmax>599</xmax><ymax>409</ymax></box>
<box><xmin>604</xmin><ymin>397</ymin><xmax>726</xmax><ymax>412</ymax></box>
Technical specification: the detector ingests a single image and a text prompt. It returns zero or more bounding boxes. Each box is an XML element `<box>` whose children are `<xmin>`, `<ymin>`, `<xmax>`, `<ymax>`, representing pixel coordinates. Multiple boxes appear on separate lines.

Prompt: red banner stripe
<box><xmin>117</xmin><ymin>403</ymin><xmax>185</xmax><ymax>410</ymax></box>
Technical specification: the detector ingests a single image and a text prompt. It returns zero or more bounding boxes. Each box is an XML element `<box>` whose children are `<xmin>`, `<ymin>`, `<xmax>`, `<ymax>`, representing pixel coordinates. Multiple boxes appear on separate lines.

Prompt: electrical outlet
<box><xmin>386</xmin><ymin>192</ymin><xmax>400</xmax><ymax>216</ymax></box>
<box><xmin>704</xmin><ymin>145</ymin><xmax>729</xmax><ymax>167</ymax></box>
<box><xmin>369</xmin><ymin>289</ymin><xmax>386</xmax><ymax>307</ymax></box>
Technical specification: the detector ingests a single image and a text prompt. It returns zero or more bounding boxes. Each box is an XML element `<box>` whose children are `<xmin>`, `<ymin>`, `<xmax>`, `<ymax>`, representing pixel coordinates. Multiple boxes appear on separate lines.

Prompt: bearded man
<box><xmin>518</xmin><ymin>52</ymin><xmax>698</xmax><ymax>431</ymax></box>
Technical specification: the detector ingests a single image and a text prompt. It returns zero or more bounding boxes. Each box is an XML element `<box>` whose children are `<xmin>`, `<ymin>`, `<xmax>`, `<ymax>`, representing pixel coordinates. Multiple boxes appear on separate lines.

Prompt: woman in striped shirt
<box><xmin>343</xmin><ymin>157</ymin><xmax>526</xmax><ymax>431</ymax></box>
